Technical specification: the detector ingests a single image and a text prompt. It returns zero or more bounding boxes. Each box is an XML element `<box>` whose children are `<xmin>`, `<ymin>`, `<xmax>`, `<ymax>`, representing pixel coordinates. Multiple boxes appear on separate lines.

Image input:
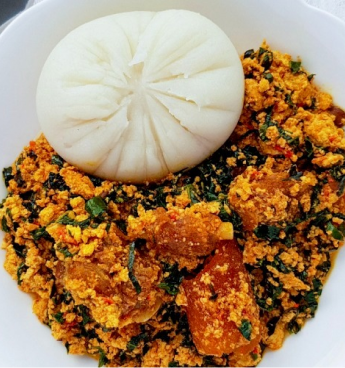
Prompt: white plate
<box><xmin>0</xmin><ymin>0</ymin><xmax>345</xmax><ymax>366</ymax></box>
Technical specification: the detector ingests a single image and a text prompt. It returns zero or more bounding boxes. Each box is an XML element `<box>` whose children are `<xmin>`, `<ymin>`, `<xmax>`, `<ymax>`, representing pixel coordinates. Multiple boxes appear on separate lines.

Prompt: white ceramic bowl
<box><xmin>0</xmin><ymin>0</ymin><xmax>345</xmax><ymax>366</ymax></box>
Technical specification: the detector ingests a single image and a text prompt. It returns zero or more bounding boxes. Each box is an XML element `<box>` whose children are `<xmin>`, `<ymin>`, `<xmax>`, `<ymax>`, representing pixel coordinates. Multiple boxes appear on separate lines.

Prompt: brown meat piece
<box><xmin>229</xmin><ymin>167</ymin><xmax>315</xmax><ymax>231</ymax></box>
<box><xmin>328</xmin><ymin>105</ymin><xmax>345</xmax><ymax>127</ymax></box>
<box><xmin>55</xmin><ymin>246</ymin><xmax>163</xmax><ymax>327</ymax></box>
<box><xmin>152</xmin><ymin>208</ymin><xmax>219</xmax><ymax>259</ymax></box>
<box><xmin>183</xmin><ymin>240</ymin><xmax>261</xmax><ymax>357</ymax></box>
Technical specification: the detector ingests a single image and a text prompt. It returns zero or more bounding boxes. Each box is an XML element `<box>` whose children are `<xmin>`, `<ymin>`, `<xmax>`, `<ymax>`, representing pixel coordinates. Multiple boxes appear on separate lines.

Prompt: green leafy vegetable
<box><xmin>57</xmin><ymin>247</ymin><xmax>74</xmax><ymax>258</ymax></box>
<box><xmin>243</xmin><ymin>49</ymin><xmax>254</xmax><ymax>58</ymax></box>
<box><xmin>85</xmin><ymin>197</ymin><xmax>107</xmax><ymax>217</ymax></box>
<box><xmin>65</xmin><ymin>342</ymin><xmax>70</xmax><ymax>353</ymax></box>
<box><xmin>1</xmin><ymin>216</ymin><xmax>9</xmax><ymax>233</ymax></box>
<box><xmin>264</xmin><ymin>72</ymin><xmax>273</xmax><ymax>83</ymax></box>
<box><xmin>97</xmin><ymin>347</ymin><xmax>109</xmax><ymax>368</ymax></box>
<box><xmin>31</xmin><ymin>227</ymin><xmax>50</xmax><ymax>241</ymax></box>
<box><xmin>287</xmin><ymin>318</ymin><xmax>301</xmax><ymax>334</ymax></box>
<box><xmin>52</xmin><ymin>311</ymin><xmax>65</xmax><ymax>324</ymax></box>
<box><xmin>127</xmin><ymin>241</ymin><xmax>141</xmax><ymax>294</ymax></box>
<box><xmin>239</xmin><ymin>319</ymin><xmax>252</xmax><ymax>341</ymax></box>
<box><xmin>326</xmin><ymin>222</ymin><xmax>343</xmax><ymax>240</ymax></box>
<box><xmin>129</xmin><ymin>273</ymin><xmax>142</xmax><ymax>294</ymax></box>
<box><xmin>51</xmin><ymin>155</ymin><xmax>64</xmax><ymax>167</ymax></box>
<box><xmin>285</xmin><ymin>93</ymin><xmax>295</xmax><ymax>108</ymax></box>
<box><xmin>57</xmin><ymin>213</ymin><xmax>91</xmax><ymax>229</ymax></box>
<box><xmin>208</xmin><ymin>283</ymin><xmax>218</xmax><ymax>301</ymax></box>
<box><xmin>254</xmin><ymin>224</ymin><xmax>281</xmax><ymax>242</ymax></box>
<box><xmin>3</xmin><ymin>167</ymin><xmax>14</xmax><ymax>187</ymax></box>
<box><xmin>290</xmin><ymin>60</ymin><xmax>302</xmax><ymax>73</ymax></box>
<box><xmin>17</xmin><ymin>263</ymin><xmax>28</xmax><ymax>285</ymax></box>
<box><xmin>13</xmin><ymin>242</ymin><xmax>26</xmax><ymax>258</ymax></box>
<box><xmin>284</xmin><ymin>165</ymin><xmax>303</xmax><ymax>181</ymax></box>
<box><xmin>185</xmin><ymin>184</ymin><xmax>200</xmax><ymax>204</ymax></box>
<box><xmin>305</xmin><ymin>137</ymin><xmax>314</xmax><ymax>158</ymax></box>
<box><xmin>128</xmin><ymin>242</ymin><xmax>136</xmax><ymax>271</ymax></box>
<box><xmin>75</xmin><ymin>305</ymin><xmax>91</xmax><ymax>326</ymax></box>
<box><xmin>307</xmin><ymin>74</ymin><xmax>316</xmax><ymax>81</ymax></box>
<box><xmin>338</xmin><ymin>177</ymin><xmax>345</xmax><ymax>196</ymax></box>
<box><xmin>127</xmin><ymin>332</ymin><xmax>148</xmax><ymax>351</ymax></box>
<box><xmin>44</xmin><ymin>172</ymin><xmax>69</xmax><ymax>191</ymax></box>
<box><xmin>158</xmin><ymin>263</ymin><xmax>184</xmax><ymax>296</ymax></box>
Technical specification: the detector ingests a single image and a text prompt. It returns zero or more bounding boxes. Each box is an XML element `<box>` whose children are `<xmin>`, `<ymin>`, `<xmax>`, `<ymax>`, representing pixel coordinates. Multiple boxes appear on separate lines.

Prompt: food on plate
<box><xmin>1</xmin><ymin>43</ymin><xmax>345</xmax><ymax>367</ymax></box>
<box><xmin>36</xmin><ymin>10</ymin><xmax>244</xmax><ymax>183</ymax></box>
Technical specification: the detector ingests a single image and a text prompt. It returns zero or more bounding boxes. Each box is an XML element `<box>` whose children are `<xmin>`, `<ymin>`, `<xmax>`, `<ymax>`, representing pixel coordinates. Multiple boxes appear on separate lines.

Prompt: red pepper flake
<box><xmin>284</xmin><ymin>150</ymin><xmax>293</xmax><ymax>159</ymax></box>
<box><xmin>169</xmin><ymin>213</ymin><xmax>177</xmax><ymax>221</ymax></box>
<box><xmin>274</xmin><ymin>145</ymin><xmax>293</xmax><ymax>159</ymax></box>
<box><xmin>103</xmin><ymin>297</ymin><xmax>114</xmax><ymax>305</ymax></box>
<box><xmin>274</xmin><ymin>145</ymin><xmax>284</xmax><ymax>153</ymax></box>
<box><xmin>29</xmin><ymin>141</ymin><xmax>36</xmax><ymax>151</ymax></box>
<box><xmin>57</xmin><ymin>228</ymin><xmax>77</xmax><ymax>245</ymax></box>
<box><xmin>64</xmin><ymin>319</ymin><xmax>78</xmax><ymax>328</ymax></box>
<box><xmin>250</xmin><ymin>170</ymin><xmax>260</xmax><ymax>180</ymax></box>
<box><xmin>329</xmin><ymin>135</ymin><xmax>336</xmax><ymax>143</ymax></box>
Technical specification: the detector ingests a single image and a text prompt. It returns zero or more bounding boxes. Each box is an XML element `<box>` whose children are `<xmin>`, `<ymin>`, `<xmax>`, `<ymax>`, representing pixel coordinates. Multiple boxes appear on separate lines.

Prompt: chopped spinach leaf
<box><xmin>129</xmin><ymin>272</ymin><xmax>142</xmax><ymax>294</ymax></box>
<box><xmin>52</xmin><ymin>311</ymin><xmax>65</xmax><ymax>324</ymax></box>
<box><xmin>51</xmin><ymin>155</ymin><xmax>64</xmax><ymax>167</ymax></box>
<box><xmin>3</xmin><ymin>167</ymin><xmax>14</xmax><ymax>187</ymax></box>
<box><xmin>264</xmin><ymin>72</ymin><xmax>273</xmax><ymax>83</ymax></box>
<box><xmin>1</xmin><ymin>216</ymin><xmax>9</xmax><ymax>233</ymax></box>
<box><xmin>239</xmin><ymin>319</ymin><xmax>252</xmax><ymax>341</ymax></box>
<box><xmin>287</xmin><ymin>318</ymin><xmax>301</xmax><ymax>334</ymax></box>
<box><xmin>307</xmin><ymin>73</ymin><xmax>316</xmax><ymax>81</ymax></box>
<box><xmin>57</xmin><ymin>213</ymin><xmax>91</xmax><ymax>229</ymax></box>
<box><xmin>168</xmin><ymin>361</ymin><xmax>180</xmax><ymax>367</ymax></box>
<box><xmin>326</xmin><ymin>222</ymin><xmax>343</xmax><ymax>240</ymax></box>
<box><xmin>208</xmin><ymin>283</ymin><xmax>218</xmax><ymax>301</ymax></box>
<box><xmin>244</xmin><ymin>49</ymin><xmax>254</xmax><ymax>58</ymax></box>
<box><xmin>115</xmin><ymin>219</ymin><xmax>127</xmax><ymax>234</ymax></box>
<box><xmin>85</xmin><ymin>197</ymin><xmax>107</xmax><ymax>217</ymax></box>
<box><xmin>88</xmin><ymin>175</ymin><xmax>103</xmax><ymax>187</ymax></box>
<box><xmin>128</xmin><ymin>242</ymin><xmax>136</xmax><ymax>271</ymax></box>
<box><xmin>127</xmin><ymin>241</ymin><xmax>142</xmax><ymax>294</ymax></box>
<box><xmin>290</xmin><ymin>60</ymin><xmax>302</xmax><ymax>73</ymax></box>
<box><xmin>44</xmin><ymin>172</ymin><xmax>69</xmax><ymax>191</ymax></box>
<box><xmin>57</xmin><ymin>213</ymin><xmax>75</xmax><ymax>225</ymax></box>
<box><xmin>75</xmin><ymin>305</ymin><xmax>91</xmax><ymax>326</ymax></box>
<box><xmin>254</xmin><ymin>224</ymin><xmax>281</xmax><ymax>242</ymax></box>
<box><xmin>97</xmin><ymin>347</ymin><xmax>109</xmax><ymax>368</ymax></box>
<box><xmin>284</xmin><ymin>165</ymin><xmax>303</xmax><ymax>181</ymax></box>
<box><xmin>127</xmin><ymin>332</ymin><xmax>148</xmax><ymax>351</ymax></box>
<box><xmin>65</xmin><ymin>342</ymin><xmax>70</xmax><ymax>353</ymax></box>
<box><xmin>338</xmin><ymin>177</ymin><xmax>345</xmax><ymax>196</ymax></box>
<box><xmin>158</xmin><ymin>263</ymin><xmax>184</xmax><ymax>296</ymax></box>
<box><xmin>156</xmin><ymin>186</ymin><xmax>168</xmax><ymax>209</ymax></box>
<box><xmin>31</xmin><ymin>227</ymin><xmax>50</xmax><ymax>241</ymax></box>
<box><xmin>185</xmin><ymin>184</ymin><xmax>200</xmax><ymax>204</ymax></box>
<box><xmin>13</xmin><ymin>242</ymin><xmax>26</xmax><ymax>258</ymax></box>
<box><xmin>57</xmin><ymin>247</ymin><xmax>74</xmax><ymax>258</ymax></box>
<box><xmin>285</xmin><ymin>93</ymin><xmax>295</xmax><ymax>108</ymax></box>
<box><xmin>305</xmin><ymin>137</ymin><xmax>314</xmax><ymax>158</ymax></box>
<box><xmin>17</xmin><ymin>263</ymin><xmax>28</xmax><ymax>285</ymax></box>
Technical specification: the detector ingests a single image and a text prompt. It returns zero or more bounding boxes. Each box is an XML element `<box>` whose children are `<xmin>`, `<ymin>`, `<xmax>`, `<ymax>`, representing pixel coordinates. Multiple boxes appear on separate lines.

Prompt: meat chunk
<box><xmin>55</xmin><ymin>245</ymin><xmax>163</xmax><ymax>328</ymax></box>
<box><xmin>229</xmin><ymin>166</ymin><xmax>315</xmax><ymax>231</ymax></box>
<box><xmin>183</xmin><ymin>240</ymin><xmax>261</xmax><ymax>357</ymax></box>
<box><xmin>127</xmin><ymin>204</ymin><xmax>233</xmax><ymax>270</ymax></box>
